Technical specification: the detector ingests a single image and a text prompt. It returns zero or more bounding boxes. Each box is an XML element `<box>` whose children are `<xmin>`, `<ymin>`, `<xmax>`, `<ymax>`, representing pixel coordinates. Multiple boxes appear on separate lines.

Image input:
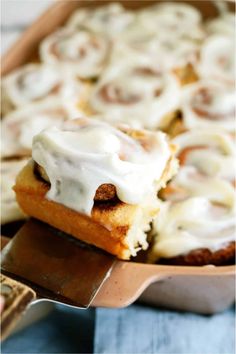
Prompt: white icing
<box><xmin>152</xmin><ymin>129</ymin><xmax>236</xmax><ymax>258</ymax></box>
<box><xmin>136</xmin><ymin>2</ymin><xmax>204</xmax><ymax>41</ymax></box>
<box><xmin>180</xmin><ymin>80</ymin><xmax>235</xmax><ymax>132</ymax></box>
<box><xmin>173</xmin><ymin>130</ymin><xmax>235</xmax><ymax>181</ymax></box>
<box><xmin>152</xmin><ymin>193</ymin><xmax>235</xmax><ymax>258</ymax></box>
<box><xmin>1</xmin><ymin>98</ymin><xmax>68</xmax><ymax>158</ymax></box>
<box><xmin>32</xmin><ymin>118</ymin><xmax>171</xmax><ymax>215</ymax></box>
<box><xmin>89</xmin><ymin>51</ymin><xmax>181</xmax><ymax>129</ymax></box>
<box><xmin>2</xmin><ymin>64</ymin><xmax>68</xmax><ymax>108</ymax></box>
<box><xmin>40</xmin><ymin>28</ymin><xmax>110</xmax><ymax>78</ymax></box>
<box><xmin>114</xmin><ymin>34</ymin><xmax>199</xmax><ymax>72</ymax></box>
<box><xmin>1</xmin><ymin>159</ymin><xmax>29</xmax><ymax>224</ymax></box>
<box><xmin>197</xmin><ymin>35</ymin><xmax>235</xmax><ymax>85</ymax></box>
<box><xmin>66</xmin><ymin>3</ymin><xmax>135</xmax><ymax>37</ymax></box>
<box><xmin>165</xmin><ymin>166</ymin><xmax>234</xmax><ymax>205</ymax></box>
<box><xmin>206</xmin><ymin>13</ymin><xmax>235</xmax><ymax>36</ymax></box>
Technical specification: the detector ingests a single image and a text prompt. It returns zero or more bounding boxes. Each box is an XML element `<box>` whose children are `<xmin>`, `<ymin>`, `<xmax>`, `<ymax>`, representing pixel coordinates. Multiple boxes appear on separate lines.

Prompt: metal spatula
<box><xmin>0</xmin><ymin>218</ymin><xmax>115</xmax><ymax>341</ymax></box>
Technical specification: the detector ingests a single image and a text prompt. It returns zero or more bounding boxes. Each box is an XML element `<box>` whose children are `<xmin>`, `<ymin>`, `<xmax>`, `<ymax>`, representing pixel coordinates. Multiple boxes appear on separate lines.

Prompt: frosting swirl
<box><xmin>66</xmin><ymin>3</ymin><xmax>135</xmax><ymax>37</ymax></box>
<box><xmin>1</xmin><ymin>159</ymin><xmax>29</xmax><ymax>224</ymax></box>
<box><xmin>206</xmin><ymin>12</ymin><xmax>235</xmax><ymax>36</ymax></box>
<box><xmin>32</xmin><ymin>118</ymin><xmax>172</xmax><ymax>215</ymax></box>
<box><xmin>180</xmin><ymin>80</ymin><xmax>235</xmax><ymax>132</ymax></box>
<box><xmin>1</xmin><ymin>98</ymin><xmax>68</xmax><ymax>158</ymax></box>
<box><xmin>152</xmin><ymin>129</ymin><xmax>236</xmax><ymax>259</ymax></box>
<box><xmin>174</xmin><ymin>130</ymin><xmax>235</xmax><ymax>183</ymax></box>
<box><xmin>89</xmin><ymin>52</ymin><xmax>181</xmax><ymax>129</ymax></box>
<box><xmin>1</xmin><ymin>64</ymin><xmax>75</xmax><ymax>114</ymax></box>
<box><xmin>152</xmin><ymin>192</ymin><xmax>235</xmax><ymax>258</ymax></box>
<box><xmin>197</xmin><ymin>35</ymin><xmax>235</xmax><ymax>85</ymax></box>
<box><xmin>40</xmin><ymin>28</ymin><xmax>110</xmax><ymax>78</ymax></box>
<box><xmin>136</xmin><ymin>2</ymin><xmax>204</xmax><ymax>41</ymax></box>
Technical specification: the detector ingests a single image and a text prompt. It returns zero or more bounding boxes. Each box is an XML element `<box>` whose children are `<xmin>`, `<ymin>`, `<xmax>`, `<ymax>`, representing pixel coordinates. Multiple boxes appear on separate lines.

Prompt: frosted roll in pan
<box><xmin>1</xmin><ymin>98</ymin><xmax>69</xmax><ymax>158</ymax></box>
<box><xmin>180</xmin><ymin>80</ymin><xmax>235</xmax><ymax>132</ymax></box>
<box><xmin>40</xmin><ymin>27</ymin><xmax>111</xmax><ymax>79</ymax></box>
<box><xmin>66</xmin><ymin>2</ymin><xmax>135</xmax><ymax>37</ymax></box>
<box><xmin>1</xmin><ymin>159</ymin><xmax>29</xmax><ymax>224</ymax></box>
<box><xmin>174</xmin><ymin>129</ymin><xmax>235</xmax><ymax>182</ymax></box>
<box><xmin>1</xmin><ymin>63</ymin><xmax>76</xmax><ymax>115</ymax></box>
<box><xmin>89</xmin><ymin>53</ymin><xmax>181</xmax><ymax>129</ymax></box>
<box><xmin>206</xmin><ymin>12</ymin><xmax>235</xmax><ymax>36</ymax></box>
<box><xmin>197</xmin><ymin>35</ymin><xmax>235</xmax><ymax>85</ymax></box>
<box><xmin>150</xmin><ymin>129</ymin><xmax>235</xmax><ymax>264</ymax></box>
<box><xmin>136</xmin><ymin>2</ymin><xmax>205</xmax><ymax>41</ymax></box>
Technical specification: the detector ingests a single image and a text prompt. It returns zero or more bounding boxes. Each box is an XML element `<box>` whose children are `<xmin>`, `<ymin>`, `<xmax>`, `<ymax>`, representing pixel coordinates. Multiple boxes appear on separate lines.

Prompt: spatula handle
<box><xmin>0</xmin><ymin>274</ymin><xmax>36</xmax><ymax>341</ymax></box>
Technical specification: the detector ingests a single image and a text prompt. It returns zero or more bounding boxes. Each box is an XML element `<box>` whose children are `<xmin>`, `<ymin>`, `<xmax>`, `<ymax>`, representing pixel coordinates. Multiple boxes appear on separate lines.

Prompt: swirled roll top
<box><xmin>180</xmin><ymin>81</ymin><xmax>235</xmax><ymax>132</ymax></box>
<box><xmin>152</xmin><ymin>194</ymin><xmax>235</xmax><ymax>259</ymax></box>
<box><xmin>40</xmin><ymin>28</ymin><xmax>110</xmax><ymax>78</ymax></box>
<box><xmin>66</xmin><ymin>3</ymin><xmax>135</xmax><ymax>37</ymax></box>
<box><xmin>136</xmin><ymin>2</ymin><xmax>204</xmax><ymax>41</ymax></box>
<box><xmin>151</xmin><ymin>129</ymin><xmax>235</xmax><ymax>260</ymax></box>
<box><xmin>89</xmin><ymin>54</ymin><xmax>181</xmax><ymax>129</ymax></box>
<box><xmin>197</xmin><ymin>35</ymin><xmax>235</xmax><ymax>85</ymax></box>
<box><xmin>32</xmin><ymin>118</ymin><xmax>173</xmax><ymax>215</ymax></box>
<box><xmin>174</xmin><ymin>130</ymin><xmax>235</xmax><ymax>182</ymax></box>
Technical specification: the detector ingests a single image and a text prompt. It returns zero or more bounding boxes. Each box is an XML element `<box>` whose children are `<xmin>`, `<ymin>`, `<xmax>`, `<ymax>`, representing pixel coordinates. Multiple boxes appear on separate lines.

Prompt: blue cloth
<box><xmin>2</xmin><ymin>304</ymin><xmax>235</xmax><ymax>354</ymax></box>
<box><xmin>2</xmin><ymin>305</ymin><xmax>95</xmax><ymax>353</ymax></box>
<box><xmin>94</xmin><ymin>304</ymin><xmax>235</xmax><ymax>354</ymax></box>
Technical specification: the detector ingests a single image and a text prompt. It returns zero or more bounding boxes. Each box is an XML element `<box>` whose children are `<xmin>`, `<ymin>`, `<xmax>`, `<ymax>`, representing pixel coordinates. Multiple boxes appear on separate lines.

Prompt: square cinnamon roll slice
<box><xmin>14</xmin><ymin>118</ymin><xmax>177</xmax><ymax>259</ymax></box>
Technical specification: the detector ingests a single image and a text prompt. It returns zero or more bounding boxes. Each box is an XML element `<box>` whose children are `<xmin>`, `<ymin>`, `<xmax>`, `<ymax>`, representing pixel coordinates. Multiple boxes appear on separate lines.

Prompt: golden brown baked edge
<box><xmin>14</xmin><ymin>160</ymin><xmax>151</xmax><ymax>260</ymax></box>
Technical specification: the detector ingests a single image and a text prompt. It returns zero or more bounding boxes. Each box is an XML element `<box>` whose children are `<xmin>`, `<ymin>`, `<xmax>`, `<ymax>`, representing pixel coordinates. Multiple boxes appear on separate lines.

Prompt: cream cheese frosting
<box><xmin>32</xmin><ymin>118</ymin><xmax>172</xmax><ymax>215</ymax></box>
<box><xmin>152</xmin><ymin>193</ymin><xmax>235</xmax><ymax>258</ymax></box>
<box><xmin>1</xmin><ymin>159</ymin><xmax>29</xmax><ymax>224</ymax></box>
<box><xmin>1</xmin><ymin>98</ymin><xmax>68</xmax><ymax>158</ymax></box>
<box><xmin>66</xmin><ymin>3</ymin><xmax>135</xmax><ymax>37</ymax></box>
<box><xmin>89</xmin><ymin>52</ymin><xmax>181</xmax><ymax>129</ymax></box>
<box><xmin>40</xmin><ymin>28</ymin><xmax>110</xmax><ymax>79</ymax></box>
<box><xmin>2</xmin><ymin>64</ymin><xmax>63</xmax><ymax>107</ymax></box>
<box><xmin>151</xmin><ymin>130</ymin><xmax>236</xmax><ymax>259</ymax></box>
<box><xmin>206</xmin><ymin>12</ymin><xmax>235</xmax><ymax>36</ymax></box>
<box><xmin>173</xmin><ymin>130</ymin><xmax>235</xmax><ymax>182</ymax></box>
<box><xmin>136</xmin><ymin>2</ymin><xmax>204</xmax><ymax>41</ymax></box>
<box><xmin>180</xmin><ymin>80</ymin><xmax>235</xmax><ymax>132</ymax></box>
<box><xmin>197</xmin><ymin>35</ymin><xmax>235</xmax><ymax>85</ymax></box>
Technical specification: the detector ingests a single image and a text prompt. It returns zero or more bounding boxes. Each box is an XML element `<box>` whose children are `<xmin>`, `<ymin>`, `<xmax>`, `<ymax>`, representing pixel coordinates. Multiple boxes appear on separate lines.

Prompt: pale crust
<box><xmin>14</xmin><ymin>160</ymin><xmax>148</xmax><ymax>260</ymax></box>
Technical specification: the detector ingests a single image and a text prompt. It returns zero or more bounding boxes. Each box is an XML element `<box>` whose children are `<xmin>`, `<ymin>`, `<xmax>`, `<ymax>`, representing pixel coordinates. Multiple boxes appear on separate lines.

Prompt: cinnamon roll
<box><xmin>136</xmin><ymin>2</ymin><xmax>205</xmax><ymax>42</ymax></box>
<box><xmin>39</xmin><ymin>28</ymin><xmax>110</xmax><ymax>79</ymax></box>
<box><xmin>1</xmin><ymin>159</ymin><xmax>28</xmax><ymax>224</ymax></box>
<box><xmin>66</xmin><ymin>2</ymin><xmax>135</xmax><ymax>37</ymax></box>
<box><xmin>179</xmin><ymin>80</ymin><xmax>235</xmax><ymax>133</ymax></box>
<box><xmin>14</xmin><ymin>118</ymin><xmax>177</xmax><ymax>259</ymax></box>
<box><xmin>88</xmin><ymin>54</ymin><xmax>181</xmax><ymax>129</ymax></box>
<box><xmin>150</xmin><ymin>130</ymin><xmax>235</xmax><ymax>265</ymax></box>
<box><xmin>1</xmin><ymin>63</ymin><xmax>75</xmax><ymax>116</ymax></box>
<box><xmin>111</xmin><ymin>36</ymin><xmax>199</xmax><ymax>86</ymax></box>
<box><xmin>206</xmin><ymin>12</ymin><xmax>235</xmax><ymax>36</ymax></box>
<box><xmin>197</xmin><ymin>35</ymin><xmax>235</xmax><ymax>86</ymax></box>
<box><xmin>151</xmin><ymin>193</ymin><xmax>235</xmax><ymax>266</ymax></box>
<box><xmin>1</xmin><ymin>98</ymin><xmax>69</xmax><ymax>158</ymax></box>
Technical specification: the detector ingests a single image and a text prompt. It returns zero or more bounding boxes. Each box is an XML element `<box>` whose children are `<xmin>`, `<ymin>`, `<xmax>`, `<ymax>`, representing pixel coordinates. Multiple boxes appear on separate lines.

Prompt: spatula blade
<box><xmin>1</xmin><ymin>219</ymin><xmax>115</xmax><ymax>308</ymax></box>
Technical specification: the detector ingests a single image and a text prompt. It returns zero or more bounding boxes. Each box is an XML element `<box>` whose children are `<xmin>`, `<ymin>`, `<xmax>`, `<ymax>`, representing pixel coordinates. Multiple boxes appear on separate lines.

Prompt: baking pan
<box><xmin>1</xmin><ymin>0</ymin><xmax>235</xmax><ymax>314</ymax></box>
